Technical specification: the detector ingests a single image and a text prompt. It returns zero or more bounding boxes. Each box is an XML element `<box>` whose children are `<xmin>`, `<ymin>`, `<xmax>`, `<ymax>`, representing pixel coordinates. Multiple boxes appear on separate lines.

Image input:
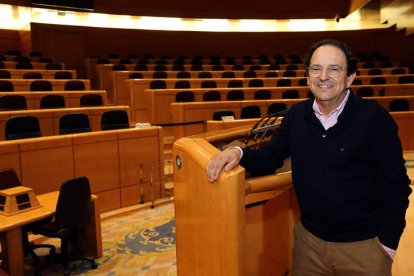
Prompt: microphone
<box><xmin>243</xmin><ymin>109</ymin><xmax>288</xmax><ymax>145</ymax></box>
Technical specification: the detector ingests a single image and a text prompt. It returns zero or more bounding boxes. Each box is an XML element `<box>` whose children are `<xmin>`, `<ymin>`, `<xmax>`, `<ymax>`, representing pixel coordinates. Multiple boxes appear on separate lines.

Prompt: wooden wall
<box><xmin>28</xmin><ymin>23</ymin><xmax>414</xmax><ymax>78</ymax></box>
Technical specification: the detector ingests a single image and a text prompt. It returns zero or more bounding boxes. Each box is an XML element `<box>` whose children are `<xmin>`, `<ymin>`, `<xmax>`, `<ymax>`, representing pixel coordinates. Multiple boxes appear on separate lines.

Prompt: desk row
<box><xmin>0</xmin><ymin>69</ymin><xmax>77</xmax><ymax>79</ymax></box>
<box><xmin>0</xmin><ymin>79</ymin><xmax>91</xmax><ymax>92</ymax></box>
<box><xmin>0</xmin><ymin>61</ymin><xmax>65</xmax><ymax>70</ymax></box>
<box><xmin>0</xmin><ymin>106</ymin><xmax>130</xmax><ymax>141</ymax></box>
<box><xmin>0</xmin><ymin>90</ymin><xmax>106</xmax><ymax>110</ymax></box>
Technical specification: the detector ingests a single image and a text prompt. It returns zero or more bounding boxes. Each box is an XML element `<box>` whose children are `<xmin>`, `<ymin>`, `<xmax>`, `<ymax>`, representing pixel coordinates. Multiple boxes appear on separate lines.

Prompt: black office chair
<box><xmin>172</xmin><ymin>65</ymin><xmax>185</xmax><ymax>71</ymax></box>
<box><xmin>79</xmin><ymin>94</ymin><xmax>103</xmax><ymax>106</ymax></box>
<box><xmin>277</xmin><ymin>79</ymin><xmax>291</xmax><ymax>87</ymax></box>
<box><xmin>175</xmin><ymin>91</ymin><xmax>195</xmax><ymax>102</ymax></box>
<box><xmin>243</xmin><ymin>70</ymin><xmax>257</xmax><ymax>78</ymax></box>
<box><xmin>264</xmin><ymin>71</ymin><xmax>278</xmax><ymax>78</ymax></box>
<box><xmin>0</xmin><ymin>80</ymin><xmax>14</xmax><ymax>92</ymax></box>
<box><xmin>201</xmin><ymin>80</ymin><xmax>217</xmax><ymax>88</ymax></box>
<box><xmin>112</xmin><ymin>64</ymin><xmax>126</xmax><ymax>71</ymax></box>
<box><xmin>30</xmin><ymin>80</ymin><xmax>53</xmax><ymax>91</ymax></box>
<box><xmin>153</xmin><ymin>71</ymin><xmax>167</xmax><ymax>79</ymax></box>
<box><xmin>398</xmin><ymin>76</ymin><xmax>414</xmax><ymax>84</ymax></box>
<box><xmin>389</xmin><ymin>99</ymin><xmax>410</xmax><ymax>111</ymax></box>
<box><xmin>356</xmin><ymin>87</ymin><xmax>374</xmax><ymax>97</ymax></box>
<box><xmin>283</xmin><ymin>70</ymin><xmax>297</xmax><ymax>77</ymax></box>
<box><xmin>45</xmin><ymin>63</ymin><xmax>63</xmax><ymax>70</ymax></box>
<box><xmin>254</xmin><ymin>89</ymin><xmax>271</xmax><ymax>100</ymax></box>
<box><xmin>212</xmin><ymin>110</ymin><xmax>235</xmax><ymax>120</ymax></box>
<box><xmin>0</xmin><ymin>70</ymin><xmax>11</xmax><ymax>79</ymax></box>
<box><xmin>149</xmin><ymin>80</ymin><xmax>166</xmax><ymax>89</ymax></box>
<box><xmin>175</xmin><ymin>80</ymin><xmax>191</xmax><ymax>89</ymax></box>
<box><xmin>15</xmin><ymin>62</ymin><xmax>33</xmax><ymax>69</ymax></box>
<box><xmin>203</xmin><ymin>91</ymin><xmax>221</xmax><ymax>101</ymax></box>
<box><xmin>198</xmin><ymin>72</ymin><xmax>212</xmax><ymax>78</ymax></box>
<box><xmin>240</xmin><ymin>105</ymin><xmax>261</xmax><ymax>119</ymax></box>
<box><xmin>282</xmin><ymin>89</ymin><xmax>300</xmax><ymax>99</ymax></box>
<box><xmin>59</xmin><ymin>113</ymin><xmax>91</xmax><ymax>134</ymax></box>
<box><xmin>227</xmin><ymin>80</ymin><xmax>243</xmax><ymax>88</ymax></box>
<box><xmin>221</xmin><ymin>71</ymin><xmax>235</xmax><ymax>78</ymax></box>
<box><xmin>248</xmin><ymin>79</ymin><xmax>264</xmax><ymax>87</ymax></box>
<box><xmin>40</xmin><ymin>95</ymin><xmax>66</xmax><ymax>109</ymax></box>
<box><xmin>134</xmin><ymin>64</ymin><xmax>148</xmax><ymax>71</ymax></box>
<box><xmin>267</xmin><ymin>102</ymin><xmax>288</xmax><ymax>115</ymax></box>
<box><xmin>23</xmin><ymin>72</ymin><xmax>43</xmax><ymax>79</ymax></box>
<box><xmin>128</xmin><ymin>73</ymin><xmax>143</xmax><ymax>79</ymax></box>
<box><xmin>5</xmin><ymin>116</ymin><xmax>41</xmax><ymax>140</ymax></box>
<box><xmin>226</xmin><ymin>90</ymin><xmax>245</xmax><ymax>100</ymax></box>
<box><xmin>370</xmin><ymin>77</ymin><xmax>386</xmax><ymax>84</ymax></box>
<box><xmin>31</xmin><ymin>176</ymin><xmax>98</xmax><ymax>275</ymax></box>
<box><xmin>64</xmin><ymin>80</ymin><xmax>85</xmax><ymax>91</ymax></box>
<box><xmin>0</xmin><ymin>95</ymin><xmax>27</xmax><ymax>110</ymax></box>
<box><xmin>101</xmin><ymin>110</ymin><xmax>130</xmax><ymax>130</ymax></box>
<box><xmin>367</xmin><ymin>68</ymin><xmax>383</xmax><ymax>75</ymax></box>
<box><xmin>176</xmin><ymin>71</ymin><xmax>191</xmax><ymax>79</ymax></box>
<box><xmin>231</xmin><ymin>64</ymin><xmax>244</xmax><ymax>71</ymax></box>
<box><xmin>54</xmin><ymin>71</ymin><xmax>73</xmax><ymax>79</ymax></box>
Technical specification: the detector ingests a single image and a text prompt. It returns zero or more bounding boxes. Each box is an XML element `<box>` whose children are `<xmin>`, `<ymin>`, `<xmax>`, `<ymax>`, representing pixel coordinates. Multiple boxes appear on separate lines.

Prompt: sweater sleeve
<box><xmin>373</xmin><ymin>108</ymin><xmax>412</xmax><ymax>249</ymax></box>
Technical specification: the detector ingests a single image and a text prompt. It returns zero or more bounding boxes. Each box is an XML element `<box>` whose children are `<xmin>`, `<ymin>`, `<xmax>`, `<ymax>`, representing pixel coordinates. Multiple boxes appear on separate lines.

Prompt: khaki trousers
<box><xmin>293</xmin><ymin>223</ymin><xmax>393</xmax><ymax>276</ymax></box>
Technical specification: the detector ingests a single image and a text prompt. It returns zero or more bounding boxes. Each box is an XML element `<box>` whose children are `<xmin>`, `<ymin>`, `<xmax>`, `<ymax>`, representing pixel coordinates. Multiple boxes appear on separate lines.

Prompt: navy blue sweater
<box><xmin>240</xmin><ymin>91</ymin><xmax>411</xmax><ymax>249</ymax></box>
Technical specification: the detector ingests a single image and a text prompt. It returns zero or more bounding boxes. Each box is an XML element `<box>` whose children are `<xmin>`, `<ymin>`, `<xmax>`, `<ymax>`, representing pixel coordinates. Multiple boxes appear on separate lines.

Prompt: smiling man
<box><xmin>206</xmin><ymin>39</ymin><xmax>411</xmax><ymax>275</ymax></box>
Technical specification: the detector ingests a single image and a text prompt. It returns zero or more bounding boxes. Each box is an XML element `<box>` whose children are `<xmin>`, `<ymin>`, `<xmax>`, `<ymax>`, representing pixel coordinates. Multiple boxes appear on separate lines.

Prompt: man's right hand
<box><xmin>206</xmin><ymin>147</ymin><xmax>242</xmax><ymax>182</ymax></box>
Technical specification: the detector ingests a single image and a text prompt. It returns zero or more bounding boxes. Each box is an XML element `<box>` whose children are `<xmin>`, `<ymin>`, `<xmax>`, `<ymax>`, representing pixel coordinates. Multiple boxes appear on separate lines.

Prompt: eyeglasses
<box><xmin>308</xmin><ymin>65</ymin><xmax>344</xmax><ymax>78</ymax></box>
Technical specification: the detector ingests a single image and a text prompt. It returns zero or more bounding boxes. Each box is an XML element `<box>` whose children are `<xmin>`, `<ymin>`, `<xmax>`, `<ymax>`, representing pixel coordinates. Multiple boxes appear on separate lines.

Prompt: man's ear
<box><xmin>347</xmin><ymin>72</ymin><xmax>357</xmax><ymax>88</ymax></box>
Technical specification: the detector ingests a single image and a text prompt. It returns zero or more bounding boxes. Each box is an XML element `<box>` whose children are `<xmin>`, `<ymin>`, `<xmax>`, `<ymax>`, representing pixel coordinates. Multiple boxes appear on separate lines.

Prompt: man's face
<box><xmin>307</xmin><ymin>45</ymin><xmax>356</xmax><ymax>103</ymax></box>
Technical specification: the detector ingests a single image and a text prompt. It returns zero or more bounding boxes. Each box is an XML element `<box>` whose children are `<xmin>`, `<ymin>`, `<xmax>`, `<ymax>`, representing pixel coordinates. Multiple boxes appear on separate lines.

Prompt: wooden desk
<box><xmin>0</xmin><ymin>191</ymin><xmax>102</xmax><ymax>276</ymax></box>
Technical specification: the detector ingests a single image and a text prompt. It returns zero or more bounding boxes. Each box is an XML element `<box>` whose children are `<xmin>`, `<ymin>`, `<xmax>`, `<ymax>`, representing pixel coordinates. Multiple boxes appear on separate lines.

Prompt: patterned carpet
<box><xmin>25</xmin><ymin>151</ymin><xmax>414</xmax><ymax>275</ymax></box>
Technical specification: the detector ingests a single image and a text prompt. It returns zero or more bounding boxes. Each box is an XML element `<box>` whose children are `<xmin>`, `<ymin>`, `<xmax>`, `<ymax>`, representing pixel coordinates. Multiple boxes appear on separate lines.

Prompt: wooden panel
<box><xmin>91</xmin><ymin>189</ymin><xmax>121</xmax><ymax>213</ymax></box>
<box><xmin>73</xmin><ymin>132</ymin><xmax>120</xmax><ymax>193</ymax></box>
<box><xmin>19</xmin><ymin>136</ymin><xmax>74</xmax><ymax>194</ymax></box>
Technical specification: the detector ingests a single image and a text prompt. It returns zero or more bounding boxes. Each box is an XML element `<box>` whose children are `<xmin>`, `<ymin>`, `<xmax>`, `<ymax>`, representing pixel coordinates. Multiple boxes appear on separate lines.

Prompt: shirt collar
<box><xmin>312</xmin><ymin>89</ymin><xmax>350</xmax><ymax>116</ymax></box>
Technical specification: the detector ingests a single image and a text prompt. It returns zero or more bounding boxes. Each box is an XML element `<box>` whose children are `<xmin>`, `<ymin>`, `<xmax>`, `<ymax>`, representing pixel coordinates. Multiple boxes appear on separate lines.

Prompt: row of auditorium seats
<box><xmin>144</xmin><ymin>75</ymin><xmax>414</xmax><ymax>90</ymax></box>
<box><xmin>204</xmin><ymin>98</ymin><xmax>411</xmax><ymax>122</ymax></box>
<box><xmin>0</xmin><ymin>94</ymin><xmax>103</xmax><ymax>110</ymax></box>
<box><xmin>0</xmin><ymin>79</ymin><xmax>87</xmax><ymax>91</ymax></box>
<box><xmin>0</xmin><ymin>61</ymin><xmax>63</xmax><ymax>70</ymax></box>
<box><xmin>4</xmin><ymin>109</ymin><xmax>129</xmax><ymax>140</ymax></box>
<box><xmin>0</xmin><ymin>70</ymin><xmax>73</xmax><ymax>79</ymax></box>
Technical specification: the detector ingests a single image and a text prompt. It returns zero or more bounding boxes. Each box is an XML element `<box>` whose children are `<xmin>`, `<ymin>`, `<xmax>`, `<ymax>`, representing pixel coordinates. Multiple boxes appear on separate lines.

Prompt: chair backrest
<box><xmin>227</xmin><ymin>90</ymin><xmax>244</xmax><ymax>100</ymax></box>
<box><xmin>0</xmin><ymin>95</ymin><xmax>27</xmax><ymax>110</ymax></box>
<box><xmin>231</xmin><ymin>64</ymin><xmax>244</xmax><ymax>71</ymax></box>
<box><xmin>248</xmin><ymin>79</ymin><xmax>264</xmax><ymax>87</ymax></box>
<box><xmin>79</xmin><ymin>94</ymin><xmax>103</xmax><ymax>106</ymax></box>
<box><xmin>389</xmin><ymin>99</ymin><xmax>410</xmax><ymax>111</ymax></box>
<box><xmin>5</xmin><ymin>115</ymin><xmax>41</xmax><ymax>140</ymax></box>
<box><xmin>265</xmin><ymin>72</ymin><xmax>278</xmax><ymax>78</ymax></box>
<box><xmin>298</xmin><ymin>78</ymin><xmax>308</xmax><ymax>86</ymax></box>
<box><xmin>175</xmin><ymin>80</ymin><xmax>191</xmax><ymax>89</ymax></box>
<box><xmin>249</xmin><ymin>65</ymin><xmax>261</xmax><ymax>71</ymax></box>
<box><xmin>154</xmin><ymin>65</ymin><xmax>167</xmax><ymax>72</ymax></box>
<box><xmin>212</xmin><ymin>110</ymin><xmax>235</xmax><ymax>120</ymax></box>
<box><xmin>112</xmin><ymin>64</ymin><xmax>126</xmax><ymax>71</ymax></box>
<box><xmin>153</xmin><ymin>71</ymin><xmax>167</xmax><ymax>79</ymax></box>
<box><xmin>176</xmin><ymin>71</ymin><xmax>191</xmax><ymax>79</ymax></box>
<box><xmin>0</xmin><ymin>168</ymin><xmax>21</xmax><ymax>189</ymax></box>
<box><xmin>254</xmin><ymin>89</ymin><xmax>271</xmax><ymax>100</ymax></box>
<box><xmin>101</xmin><ymin>110</ymin><xmax>129</xmax><ymax>130</ymax></box>
<box><xmin>23</xmin><ymin>72</ymin><xmax>43</xmax><ymax>79</ymax></box>
<box><xmin>221</xmin><ymin>71</ymin><xmax>235</xmax><ymax>78</ymax></box>
<box><xmin>128</xmin><ymin>73</ymin><xmax>143</xmax><ymax>79</ymax></box>
<box><xmin>201</xmin><ymin>80</ymin><xmax>217</xmax><ymax>88</ymax></box>
<box><xmin>59</xmin><ymin>113</ymin><xmax>91</xmax><ymax>134</ymax></box>
<box><xmin>30</xmin><ymin>80</ymin><xmax>52</xmax><ymax>91</ymax></box>
<box><xmin>15</xmin><ymin>62</ymin><xmax>33</xmax><ymax>69</ymax></box>
<box><xmin>54</xmin><ymin>71</ymin><xmax>73</xmax><ymax>79</ymax></box>
<box><xmin>368</xmin><ymin>68</ymin><xmax>383</xmax><ymax>75</ymax></box>
<box><xmin>370</xmin><ymin>77</ymin><xmax>386</xmax><ymax>84</ymax></box>
<box><xmin>240</xmin><ymin>105</ymin><xmax>261</xmax><ymax>119</ymax></box>
<box><xmin>55</xmin><ymin>176</ymin><xmax>92</xmax><ymax>232</ymax></box>
<box><xmin>398</xmin><ymin>76</ymin><xmax>414</xmax><ymax>84</ymax></box>
<box><xmin>356</xmin><ymin>87</ymin><xmax>374</xmax><ymax>97</ymax></box>
<box><xmin>0</xmin><ymin>80</ymin><xmax>14</xmax><ymax>92</ymax></box>
<box><xmin>243</xmin><ymin>70</ymin><xmax>257</xmax><ymax>78</ymax></box>
<box><xmin>267</xmin><ymin>102</ymin><xmax>288</xmax><ymax>115</ymax></box>
<box><xmin>283</xmin><ymin>70</ymin><xmax>297</xmax><ymax>77</ymax></box>
<box><xmin>0</xmin><ymin>70</ymin><xmax>11</xmax><ymax>79</ymax></box>
<box><xmin>277</xmin><ymin>79</ymin><xmax>291</xmax><ymax>87</ymax></box>
<box><xmin>172</xmin><ymin>65</ymin><xmax>185</xmax><ymax>71</ymax></box>
<box><xmin>40</xmin><ymin>94</ymin><xmax>66</xmax><ymax>109</ymax></box>
<box><xmin>227</xmin><ymin>80</ymin><xmax>243</xmax><ymax>88</ymax></box>
<box><xmin>203</xmin><ymin>91</ymin><xmax>221</xmax><ymax>101</ymax></box>
<box><xmin>175</xmin><ymin>91</ymin><xmax>195</xmax><ymax>102</ymax></box>
<box><xmin>45</xmin><ymin>63</ymin><xmax>62</xmax><ymax>70</ymax></box>
<box><xmin>198</xmin><ymin>72</ymin><xmax>212</xmax><ymax>78</ymax></box>
<box><xmin>64</xmin><ymin>80</ymin><xmax>85</xmax><ymax>91</ymax></box>
<box><xmin>211</xmin><ymin>65</ymin><xmax>224</xmax><ymax>71</ymax></box>
<box><xmin>190</xmin><ymin>65</ymin><xmax>203</xmax><ymax>71</ymax></box>
<box><xmin>149</xmin><ymin>80</ymin><xmax>166</xmax><ymax>89</ymax></box>
<box><xmin>282</xmin><ymin>89</ymin><xmax>299</xmax><ymax>99</ymax></box>
<box><xmin>134</xmin><ymin>64</ymin><xmax>148</xmax><ymax>71</ymax></box>
<box><xmin>391</xmin><ymin>68</ymin><xmax>405</xmax><ymax>75</ymax></box>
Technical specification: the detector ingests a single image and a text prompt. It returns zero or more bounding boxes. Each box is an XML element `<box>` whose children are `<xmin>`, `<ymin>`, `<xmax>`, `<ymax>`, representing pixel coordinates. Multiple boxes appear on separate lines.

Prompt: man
<box><xmin>206</xmin><ymin>39</ymin><xmax>411</xmax><ymax>275</ymax></box>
